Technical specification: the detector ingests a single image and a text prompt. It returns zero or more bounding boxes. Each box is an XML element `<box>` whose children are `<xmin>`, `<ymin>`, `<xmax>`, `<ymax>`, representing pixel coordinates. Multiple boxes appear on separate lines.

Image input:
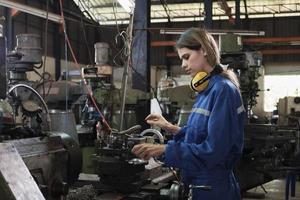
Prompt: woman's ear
<box><xmin>200</xmin><ymin>48</ymin><xmax>207</xmax><ymax>56</ymax></box>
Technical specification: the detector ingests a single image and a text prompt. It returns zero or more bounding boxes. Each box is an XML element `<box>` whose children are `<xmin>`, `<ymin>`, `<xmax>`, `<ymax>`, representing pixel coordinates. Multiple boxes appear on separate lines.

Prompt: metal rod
<box><xmin>152</xmin><ymin>35</ymin><xmax>300</xmax><ymax>47</ymax></box>
<box><xmin>160</xmin><ymin>28</ymin><xmax>265</xmax><ymax>36</ymax></box>
<box><xmin>243</xmin><ymin>36</ymin><xmax>300</xmax><ymax>43</ymax></box>
<box><xmin>166</xmin><ymin>49</ymin><xmax>300</xmax><ymax>57</ymax></box>
<box><xmin>120</xmin><ymin>14</ymin><xmax>134</xmax><ymax>131</ymax></box>
<box><xmin>0</xmin><ymin>0</ymin><xmax>61</xmax><ymax>23</ymax></box>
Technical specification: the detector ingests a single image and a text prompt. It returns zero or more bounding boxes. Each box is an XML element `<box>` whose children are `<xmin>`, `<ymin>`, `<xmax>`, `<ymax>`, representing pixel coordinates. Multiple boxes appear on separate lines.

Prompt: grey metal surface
<box><xmin>0</xmin><ymin>143</ymin><xmax>45</xmax><ymax>200</ymax></box>
<box><xmin>49</xmin><ymin>110</ymin><xmax>78</xmax><ymax>143</ymax></box>
<box><xmin>7</xmin><ymin>132</ymin><xmax>82</xmax><ymax>200</ymax></box>
<box><xmin>94</xmin><ymin>42</ymin><xmax>109</xmax><ymax>65</ymax></box>
<box><xmin>15</xmin><ymin>34</ymin><xmax>42</xmax><ymax>64</ymax></box>
<box><xmin>0</xmin><ymin>37</ymin><xmax>6</xmax><ymax>99</ymax></box>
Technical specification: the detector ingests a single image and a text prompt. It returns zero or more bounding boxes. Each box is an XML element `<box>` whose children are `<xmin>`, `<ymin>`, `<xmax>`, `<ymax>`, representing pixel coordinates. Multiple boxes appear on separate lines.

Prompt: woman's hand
<box><xmin>145</xmin><ymin>114</ymin><xmax>180</xmax><ymax>133</ymax></box>
<box><xmin>131</xmin><ymin>143</ymin><xmax>165</xmax><ymax>160</ymax></box>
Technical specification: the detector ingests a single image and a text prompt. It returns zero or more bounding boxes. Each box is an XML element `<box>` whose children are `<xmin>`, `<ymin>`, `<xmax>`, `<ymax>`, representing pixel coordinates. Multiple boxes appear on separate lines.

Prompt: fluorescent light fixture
<box><xmin>117</xmin><ymin>0</ymin><xmax>135</xmax><ymax>14</ymax></box>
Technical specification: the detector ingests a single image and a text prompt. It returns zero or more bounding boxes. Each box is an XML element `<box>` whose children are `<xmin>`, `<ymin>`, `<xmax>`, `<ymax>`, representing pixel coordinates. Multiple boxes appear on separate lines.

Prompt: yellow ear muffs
<box><xmin>190</xmin><ymin>71</ymin><xmax>211</xmax><ymax>92</ymax></box>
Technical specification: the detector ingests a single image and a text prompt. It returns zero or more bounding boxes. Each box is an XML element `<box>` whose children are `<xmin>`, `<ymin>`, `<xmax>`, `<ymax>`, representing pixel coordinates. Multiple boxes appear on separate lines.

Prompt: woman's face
<box><xmin>177</xmin><ymin>47</ymin><xmax>211</xmax><ymax>77</ymax></box>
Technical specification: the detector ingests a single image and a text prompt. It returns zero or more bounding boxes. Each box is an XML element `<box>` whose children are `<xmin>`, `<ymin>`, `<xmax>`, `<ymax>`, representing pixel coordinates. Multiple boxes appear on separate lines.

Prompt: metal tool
<box><xmin>188</xmin><ymin>184</ymin><xmax>212</xmax><ymax>200</ymax></box>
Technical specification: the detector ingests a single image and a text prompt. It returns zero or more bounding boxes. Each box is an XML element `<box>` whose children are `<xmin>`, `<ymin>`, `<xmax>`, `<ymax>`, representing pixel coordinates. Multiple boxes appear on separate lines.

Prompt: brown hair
<box><xmin>176</xmin><ymin>27</ymin><xmax>240</xmax><ymax>89</ymax></box>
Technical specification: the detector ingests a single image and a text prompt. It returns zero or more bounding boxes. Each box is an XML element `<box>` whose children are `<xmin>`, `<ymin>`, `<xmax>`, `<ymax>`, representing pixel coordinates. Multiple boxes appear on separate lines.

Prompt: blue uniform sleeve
<box><xmin>173</xmin><ymin>126</ymin><xmax>187</xmax><ymax>141</ymax></box>
<box><xmin>164</xmin><ymin>83</ymin><xmax>243</xmax><ymax>170</ymax></box>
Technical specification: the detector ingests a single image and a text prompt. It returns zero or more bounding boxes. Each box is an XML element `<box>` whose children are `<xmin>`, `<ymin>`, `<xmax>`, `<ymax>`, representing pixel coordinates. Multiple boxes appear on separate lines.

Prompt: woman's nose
<box><xmin>181</xmin><ymin>60</ymin><xmax>187</xmax><ymax>69</ymax></box>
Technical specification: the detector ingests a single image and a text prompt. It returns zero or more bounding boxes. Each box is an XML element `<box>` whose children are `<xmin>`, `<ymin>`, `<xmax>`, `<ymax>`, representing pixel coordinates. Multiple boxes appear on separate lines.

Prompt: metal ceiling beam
<box><xmin>235</xmin><ymin>0</ymin><xmax>241</xmax><ymax>28</ymax></box>
<box><xmin>0</xmin><ymin>0</ymin><xmax>61</xmax><ymax>23</ymax></box>
<box><xmin>165</xmin><ymin>49</ymin><xmax>300</xmax><ymax>57</ymax></box>
<box><xmin>243</xmin><ymin>36</ymin><xmax>300</xmax><ymax>44</ymax></box>
<box><xmin>260</xmin><ymin>49</ymin><xmax>300</xmax><ymax>55</ymax></box>
<box><xmin>151</xmin><ymin>36</ymin><xmax>300</xmax><ymax>47</ymax></box>
<box><xmin>159</xmin><ymin>28</ymin><xmax>265</xmax><ymax>36</ymax></box>
<box><xmin>151</xmin><ymin>41</ymin><xmax>176</xmax><ymax>47</ymax></box>
<box><xmin>204</xmin><ymin>0</ymin><xmax>213</xmax><ymax>28</ymax></box>
<box><xmin>132</xmin><ymin>0</ymin><xmax>150</xmax><ymax>93</ymax></box>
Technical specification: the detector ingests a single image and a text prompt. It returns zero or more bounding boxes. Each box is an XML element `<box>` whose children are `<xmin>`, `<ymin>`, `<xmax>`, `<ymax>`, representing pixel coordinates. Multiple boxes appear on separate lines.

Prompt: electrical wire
<box><xmin>64</xmin><ymin>17</ymin><xmax>68</xmax><ymax>112</ymax></box>
<box><xmin>112</xmin><ymin>0</ymin><xmax>121</xmax><ymax>34</ymax></box>
<box><xmin>113</xmin><ymin>31</ymin><xmax>128</xmax><ymax>68</ymax></box>
<box><xmin>119</xmin><ymin>14</ymin><xmax>134</xmax><ymax>131</ymax></box>
<box><xmin>79</xmin><ymin>7</ymin><xmax>93</xmax><ymax>64</ymax></box>
<box><xmin>59</xmin><ymin>0</ymin><xmax>111</xmax><ymax>132</ymax></box>
<box><xmin>42</xmin><ymin>0</ymin><xmax>49</xmax><ymax>99</ymax></box>
<box><xmin>111</xmin><ymin>4</ymin><xmax>164</xmax><ymax>113</ymax></box>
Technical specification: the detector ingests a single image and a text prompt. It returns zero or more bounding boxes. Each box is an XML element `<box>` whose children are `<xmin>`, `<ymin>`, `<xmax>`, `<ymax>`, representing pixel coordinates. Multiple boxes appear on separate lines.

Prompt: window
<box><xmin>264</xmin><ymin>75</ymin><xmax>300</xmax><ymax>112</ymax></box>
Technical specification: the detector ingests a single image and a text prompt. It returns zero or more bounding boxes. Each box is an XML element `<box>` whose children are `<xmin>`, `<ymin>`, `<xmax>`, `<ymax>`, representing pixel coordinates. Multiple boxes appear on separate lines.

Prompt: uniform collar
<box><xmin>197</xmin><ymin>75</ymin><xmax>221</xmax><ymax>95</ymax></box>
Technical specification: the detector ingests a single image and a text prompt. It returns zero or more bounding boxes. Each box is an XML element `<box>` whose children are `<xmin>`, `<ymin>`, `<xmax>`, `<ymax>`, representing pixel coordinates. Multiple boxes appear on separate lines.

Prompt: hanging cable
<box><xmin>112</xmin><ymin>0</ymin><xmax>121</xmax><ymax>34</ymax></box>
<box><xmin>64</xmin><ymin>17</ymin><xmax>68</xmax><ymax>112</ymax></box>
<box><xmin>58</xmin><ymin>0</ymin><xmax>111</xmax><ymax>132</ymax></box>
<box><xmin>42</xmin><ymin>0</ymin><xmax>49</xmax><ymax>99</ymax></box>
<box><xmin>77</xmin><ymin>0</ymin><xmax>93</xmax><ymax>65</ymax></box>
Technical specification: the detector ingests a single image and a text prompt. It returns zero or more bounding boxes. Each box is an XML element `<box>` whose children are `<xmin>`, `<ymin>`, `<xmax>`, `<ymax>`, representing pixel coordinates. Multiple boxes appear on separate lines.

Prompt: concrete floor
<box><xmin>243</xmin><ymin>179</ymin><xmax>300</xmax><ymax>200</ymax></box>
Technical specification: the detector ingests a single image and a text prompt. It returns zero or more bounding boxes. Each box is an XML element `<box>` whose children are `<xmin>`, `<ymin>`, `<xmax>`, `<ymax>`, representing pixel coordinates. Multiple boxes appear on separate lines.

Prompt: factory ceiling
<box><xmin>73</xmin><ymin>0</ymin><xmax>300</xmax><ymax>25</ymax></box>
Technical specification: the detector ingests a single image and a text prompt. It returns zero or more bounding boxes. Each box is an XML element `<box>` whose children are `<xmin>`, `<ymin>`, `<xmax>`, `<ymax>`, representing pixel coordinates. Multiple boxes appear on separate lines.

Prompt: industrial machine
<box><xmin>221</xmin><ymin>51</ymin><xmax>262</xmax><ymax>119</ymax></box>
<box><xmin>0</xmin><ymin>34</ymin><xmax>82</xmax><ymax>200</ymax></box>
<box><xmin>277</xmin><ymin>96</ymin><xmax>300</xmax><ymax>126</ymax></box>
<box><xmin>0</xmin><ymin>33</ymin><xmax>183</xmax><ymax>200</ymax></box>
<box><xmin>91</xmin><ymin>125</ymin><xmax>183</xmax><ymax>199</ymax></box>
<box><xmin>220</xmin><ymin>51</ymin><xmax>300</xmax><ymax>192</ymax></box>
<box><xmin>236</xmin><ymin>123</ymin><xmax>299</xmax><ymax>192</ymax></box>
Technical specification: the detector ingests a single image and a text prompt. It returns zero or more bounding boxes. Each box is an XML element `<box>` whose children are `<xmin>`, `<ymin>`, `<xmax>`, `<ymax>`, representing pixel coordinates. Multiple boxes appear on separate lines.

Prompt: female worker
<box><xmin>132</xmin><ymin>27</ymin><xmax>245</xmax><ymax>200</ymax></box>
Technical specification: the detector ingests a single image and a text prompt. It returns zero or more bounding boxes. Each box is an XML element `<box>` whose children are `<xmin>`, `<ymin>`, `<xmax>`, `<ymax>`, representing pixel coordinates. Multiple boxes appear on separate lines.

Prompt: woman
<box><xmin>132</xmin><ymin>27</ymin><xmax>245</xmax><ymax>200</ymax></box>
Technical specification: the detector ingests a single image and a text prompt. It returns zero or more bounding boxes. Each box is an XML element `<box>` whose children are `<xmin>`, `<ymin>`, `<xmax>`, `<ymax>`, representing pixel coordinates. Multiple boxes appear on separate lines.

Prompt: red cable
<box><xmin>59</xmin><ymin>0</ymin><xmax>111</xmax><ymax>132</ymax></box>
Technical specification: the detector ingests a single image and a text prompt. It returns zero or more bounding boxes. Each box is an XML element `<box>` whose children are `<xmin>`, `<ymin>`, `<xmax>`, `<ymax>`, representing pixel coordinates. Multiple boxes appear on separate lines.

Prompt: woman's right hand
<box><xmin>145</xmin><ymin>114</ymin><xmax>180</xmax><ymax>134</ymax></box>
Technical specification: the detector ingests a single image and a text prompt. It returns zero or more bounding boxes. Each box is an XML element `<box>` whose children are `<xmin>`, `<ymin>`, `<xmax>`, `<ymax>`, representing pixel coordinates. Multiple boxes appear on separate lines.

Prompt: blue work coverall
<box><xmin>164</xmin><ymin>74</ymin><xmax>245</xmax><ymax>200</ymax></box>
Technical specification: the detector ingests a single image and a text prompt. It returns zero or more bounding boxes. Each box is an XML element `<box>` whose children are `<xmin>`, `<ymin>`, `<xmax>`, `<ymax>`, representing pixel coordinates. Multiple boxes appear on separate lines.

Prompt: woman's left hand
<box><xmin>132</xmin><ymin>143</ymin><xmax>166</xmax><ymax>160</ymax></box>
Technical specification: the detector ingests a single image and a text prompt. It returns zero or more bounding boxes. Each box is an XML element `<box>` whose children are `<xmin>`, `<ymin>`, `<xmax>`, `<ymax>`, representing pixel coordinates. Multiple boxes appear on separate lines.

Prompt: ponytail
<box><xmin>220</xmin><ymin>69</ymin><xmax>240</xmax><ymax>90</ymax></box>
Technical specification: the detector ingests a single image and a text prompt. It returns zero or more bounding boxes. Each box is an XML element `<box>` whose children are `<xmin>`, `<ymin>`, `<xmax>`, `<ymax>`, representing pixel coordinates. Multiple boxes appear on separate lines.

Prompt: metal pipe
<box><xmin>120</xmin><ymin>14</ymin><xmax>134</xmax><ymax>131</ymax></box>
<box><xmin>260</xmin><ymin>49</ymin><xmax>300</xmax><ymax>55</ymax></box>
<box><xmin>243</xmin><ymin>36</ymin><xmax>300</xmax><ymax>44</ymax></box>
<box><xmin>4</xmin><ymin>7</ymin><xmax>12</xmax><ymax>51</ymax></box>
<box><xmin>159</xmin><ymin>28</ymin><xmax>265</xmax><ymax>36</ymax></box>
<box><xmin>152</xmin><ymin>36</ymin><xmax>300</xmax><ymax>47</ymax></box>
<box><xmin>204</xmin><ymin>0</ymin><xmax>213</xmax><ymax>28</ymax></box>
<box><xmin>140</xmin><ymin>129</ymin><xmax>164</xmax><ymax>144</ymax></box>
<box><xmin>0</xmin><ymin>0</ymin><xmax>61</xmax><ymax>23</ymax></box>
<box><xmin>166</xmin><ymin>49</ymin><xmax>300</xmax><ymax>57</ymax></box>
<box><xmin>151</xmin><ymin>41</ymin><xmax>176</xmax><ymax>47</ymax></box>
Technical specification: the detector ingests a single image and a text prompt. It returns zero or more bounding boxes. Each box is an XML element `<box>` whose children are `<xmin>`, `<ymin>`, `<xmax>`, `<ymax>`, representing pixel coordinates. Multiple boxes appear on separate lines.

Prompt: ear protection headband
<box><xmin>190</xmin><ymin>65</ymin><xmax>223</xmax><ymax>92</ymax></box>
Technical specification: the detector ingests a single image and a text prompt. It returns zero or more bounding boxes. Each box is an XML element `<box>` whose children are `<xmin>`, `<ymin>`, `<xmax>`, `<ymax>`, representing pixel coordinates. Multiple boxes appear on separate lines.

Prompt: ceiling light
<box><xmin>117</xmin><ymin>0</ymin><xmax>135</xmax><ymax>14</ymax></box>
